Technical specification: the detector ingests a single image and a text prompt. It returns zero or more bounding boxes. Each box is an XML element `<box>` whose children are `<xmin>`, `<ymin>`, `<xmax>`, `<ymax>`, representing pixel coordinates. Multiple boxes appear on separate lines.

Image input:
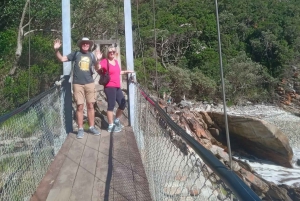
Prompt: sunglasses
<box><xmin>109</xmin><ymin>51</ymin><xmax>116</xmax><ymax>54</ymax></box>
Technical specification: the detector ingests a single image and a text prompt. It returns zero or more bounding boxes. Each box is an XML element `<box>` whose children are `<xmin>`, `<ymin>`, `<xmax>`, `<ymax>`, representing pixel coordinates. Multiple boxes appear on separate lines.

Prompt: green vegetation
<box><xmin>0</xmin><ymin>148</ymin><xmax>54</xmax><ymax>201</ymax></box>
<box><xmin>0</xmin><ymin>0</ymin><xmax>122</xmax><ymax>115</ymax></box>
<box><xmin>0</xmin><ymin>154</ymin><xmax>31</xmax><ymax>196</ymax></box>
<box><xmin>132</xmin><ymin>0</ymin><xmax>300</xmax><ymax>104</ymax></box>
<box><xmin>84</xmin><ymin>122</ymin><xmax>90</xmax><ymax>130</ymax></box>
<box><xmin>1</xmin><ymin>109</ymin><xmax>39</xmax><ymax>139</ymax></box>
<box><xmin>1</xmin><ymin>0</ymin><xmax>300</xmax><ymax>115</ymax></box>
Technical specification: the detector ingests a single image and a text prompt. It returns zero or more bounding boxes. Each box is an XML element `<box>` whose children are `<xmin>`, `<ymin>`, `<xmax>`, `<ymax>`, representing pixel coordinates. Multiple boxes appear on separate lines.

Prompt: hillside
<box><xmin>1</xmin><ymin>0</ymin><xmax>300</xmax><ymax>114</ymax></box>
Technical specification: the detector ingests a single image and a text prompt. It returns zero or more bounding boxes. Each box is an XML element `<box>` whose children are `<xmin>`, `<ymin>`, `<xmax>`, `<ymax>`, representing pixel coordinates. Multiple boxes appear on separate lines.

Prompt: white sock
<box><xmin>78</xmin><ymin>127</ymin><xmax>83</xmax><ymax>130</ymax></box>
<box><xmin>114</xmin><ymin>118</ymin><xmax>120</xmax><ymax>122</ymax></box>
<box><xmin>109</xmin><ymin>124</ymin><xmax>114</xmax><ymax>127</ymax></box>
<box><xmin>89</xmin><ymin>126</ymin><xmax>94</xmax><ymax>129</ymax></box>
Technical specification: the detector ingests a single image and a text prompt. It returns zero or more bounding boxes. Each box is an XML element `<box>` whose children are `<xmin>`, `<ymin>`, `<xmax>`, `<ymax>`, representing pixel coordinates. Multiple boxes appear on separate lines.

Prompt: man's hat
<box><xmin>77</xmin><ymin>37</ymin><xmax>94</xmax><ymax>48</ymax></box>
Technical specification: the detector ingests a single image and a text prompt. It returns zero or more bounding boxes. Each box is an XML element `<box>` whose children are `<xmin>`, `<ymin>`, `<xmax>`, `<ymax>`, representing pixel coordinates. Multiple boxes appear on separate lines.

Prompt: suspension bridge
<box><xmin>0</xmin><ymin>78</ymin><xmax>261</xmax><ymax>201</ymax></box>
<box><xmin>0</xmin><ymin>0</ymin><xmax>263</xmax><ymax>201</ymax></box>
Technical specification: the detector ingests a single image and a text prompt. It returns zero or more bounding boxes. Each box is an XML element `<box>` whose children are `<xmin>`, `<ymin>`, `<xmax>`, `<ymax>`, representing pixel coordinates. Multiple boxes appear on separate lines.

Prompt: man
<box><xmin>54</xmin><ymin>37</ymin><xmax>102</xmax><ymax>139</ymax></box>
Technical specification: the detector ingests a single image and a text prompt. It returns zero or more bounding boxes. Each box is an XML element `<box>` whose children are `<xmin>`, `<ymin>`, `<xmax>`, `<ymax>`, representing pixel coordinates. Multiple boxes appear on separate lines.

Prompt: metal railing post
<box><xmin>62</xmin><ymin>0</ymin><xmax>72</xmax><ymax>133</ymax></box>
<box><xmin>124</xmin><ymin>0</ymin><xmax>135</xmax><ymax>126</ymax></box>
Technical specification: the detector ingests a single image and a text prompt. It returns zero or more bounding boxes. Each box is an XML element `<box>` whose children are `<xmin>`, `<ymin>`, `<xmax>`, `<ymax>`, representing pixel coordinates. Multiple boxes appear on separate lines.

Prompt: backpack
<box><xmin>68</xmin><ymin>51</ymin><xmax>96</xmax><ymax>84</ymax></box>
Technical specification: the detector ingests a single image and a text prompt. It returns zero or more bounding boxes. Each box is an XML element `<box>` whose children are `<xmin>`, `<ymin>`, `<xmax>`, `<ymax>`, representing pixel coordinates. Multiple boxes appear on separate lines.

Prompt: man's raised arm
<box><xmin>54</xmin><ymin>39</ymin><xmax>69</xmax><ymax>62</ymax></box>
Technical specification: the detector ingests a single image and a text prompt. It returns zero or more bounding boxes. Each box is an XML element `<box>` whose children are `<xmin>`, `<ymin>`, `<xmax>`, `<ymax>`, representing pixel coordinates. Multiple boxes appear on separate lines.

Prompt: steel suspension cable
<box><xmin>115</xmin><ymin>0</ymin><xmax>121</xmax><ymax>43</ymax></box>
<box><xmin>214</xmin><ymin>0</ymin><xmax>233</xmax><ymax>170</ymax></box>
<box><xmin>135</xmin><ymin>0</ymin><xmax>147</xmax><ymax>85</ymax></box>
<box><xmin>27</xmin><ymin>0</ymin><xmax>31</xmax><ymax>100</ymax></box>
<box><xmin>152</xmin><ymin>0</ymin><xmax>158</xmax><ymax>98</ymax></box>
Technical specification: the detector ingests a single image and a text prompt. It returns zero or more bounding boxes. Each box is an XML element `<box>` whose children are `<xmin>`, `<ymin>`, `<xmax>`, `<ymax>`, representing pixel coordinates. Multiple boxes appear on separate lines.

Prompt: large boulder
<box><xmin>209</xmin><ymin>112</ymin><xmax>293</xmax><ymax>168</ymax></box>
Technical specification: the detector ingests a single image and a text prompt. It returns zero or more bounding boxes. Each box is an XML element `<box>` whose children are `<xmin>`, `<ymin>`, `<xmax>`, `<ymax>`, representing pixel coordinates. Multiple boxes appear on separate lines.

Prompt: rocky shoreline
<box><xmin>160</xmin><ymin>99</ymin><xmax>300</xmax><ymax>200</ymax></box>
<box><xmin>181</xmin><ymin>101</ymin><xmax>300</xmax><ymax>149</ymax></box>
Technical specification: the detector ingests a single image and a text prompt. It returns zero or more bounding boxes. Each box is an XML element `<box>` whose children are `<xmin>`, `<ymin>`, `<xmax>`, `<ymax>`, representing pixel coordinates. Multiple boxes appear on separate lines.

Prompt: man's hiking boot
<box><xmin>89</xmin><ymin>126</ymin><xmax>100</xmax><ymax>136</ymax></box>
<box><xmin>77</xmin><ymin>128</ymin><xmax>84</xmax><ymax>139</ymax></box>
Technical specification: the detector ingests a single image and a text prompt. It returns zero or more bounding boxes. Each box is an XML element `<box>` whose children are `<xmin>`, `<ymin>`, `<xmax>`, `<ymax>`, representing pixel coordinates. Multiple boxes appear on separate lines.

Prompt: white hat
<box><xmin>77</xmin><ymin>37</ymin><xmax>94</xmax><ymax>48</ymax></box>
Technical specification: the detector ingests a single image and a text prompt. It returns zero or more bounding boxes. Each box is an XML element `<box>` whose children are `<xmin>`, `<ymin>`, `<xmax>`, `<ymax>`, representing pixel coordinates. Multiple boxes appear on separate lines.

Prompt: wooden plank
<box><xmin>46</xmin><ymin>157</ymin><xmax>78</xmax><ymax>201</ymax></box>
<box><xmin>31</xmin><ymin>135</ymin><xmax>74</xmax><ymax>201</ymax></box>
<box><xmin>31</xmin><ymin>153</ymin><xmax>66</xmax><ymax>201</ymax></box>
<box><xmin>92</xmin><ymin>178</ymin><xmax>103</xmax><ymax>201</ymax></box>
<box><xmin>59</xmin><ymin>134</ymin><xmax>75</xmax><ymax>155</ymax></box>
<box><xmin>99</xmin><ymin>130</ymin><xmax>111</xmax><ymax>155</ymax></box>
<box><xmin>94</xmin><ymin>151</ymin><xmax>112</xmax><ymax>200</ymax></box>
<box><xmin>92</xmin><ymin>178</ymin><xmax>113</xmax><ymax>201</ymax></box>
<box><xmin>112</xmin><ymin>160</ymin><xmax>136</xmax><ymax>201</ymax></box>
<box><xmin>37</xmin><ymin>125</ymin><xmax>153</xmax><ymax>201</ymax></box>
<box><xmin>80</xmin><ymin>145</ymin><xmax>98</xmax><ymax>175</ymax></box>
<box><xmin>112</xmin><ymin>131</ymin><xmax>130</xmax><ymax>166</ymax></box>
<box><xmin>67</xmin><ymin>140</ymin><xmax>85</xmax><ymax>164</ymax></box>
<box><xmin>125</xmin><ymin>127</ymin><xmax>152</xmax><ymax>201</ymax></box>
<box><xmin>68</xmin><ymin>132</ymin><xmax>77</xmax><ymax>139</ymax></box>
<box><xmin>95</xmin><ymin>152</ymin><xmax>110</xmax><ymax>182</ymax></box>
<box><xmin>46</xmin><ymin>188</ymin><xmax>72</xmax><ymax>201</ymax></box>
<box><xmin>133</xmin><ymin>172</ymin><xmax>152</xmax><ymax>201</ymax></box>
<box><xmin>86</xmin><ymin>132</ymin><xmax>101</xmax><ymax>151</ymax></box>
<box><xmin>125</xmin><ymin>128</ymin><xmax>146</xmax><ymax>176</ymax></box>
<box><xmin>69</xmin><ymin>166</ymin><xmax>95</xmax><ymax>201</ymax></box>
<box><xmin>113</xmin><ymin>190</ymin><xmax>131</xmax><ymax>201</ymax></box>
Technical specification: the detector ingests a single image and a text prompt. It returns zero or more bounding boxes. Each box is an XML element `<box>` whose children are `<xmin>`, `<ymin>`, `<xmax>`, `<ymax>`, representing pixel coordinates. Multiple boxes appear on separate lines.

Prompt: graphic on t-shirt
<box><xmin>79</xmin><ymin>56</ymin><xmax>90</xmax><ymax>71</ymax></box>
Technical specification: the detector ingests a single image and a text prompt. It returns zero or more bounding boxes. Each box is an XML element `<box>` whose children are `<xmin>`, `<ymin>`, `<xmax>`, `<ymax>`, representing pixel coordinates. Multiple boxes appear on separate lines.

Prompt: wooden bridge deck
<box><xmin>30</xmin><ymin>125</ymin><xmax>152</xmax><ymax>201</ymax></box>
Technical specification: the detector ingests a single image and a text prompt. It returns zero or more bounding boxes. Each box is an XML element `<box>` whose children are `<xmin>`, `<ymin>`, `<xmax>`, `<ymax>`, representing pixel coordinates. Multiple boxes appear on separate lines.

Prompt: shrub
<box><xmin>189</xmin><ymin>69</ymin><xmax>217</xmax><ymax>101</ymax></box>
<box><xmin>166</xmin><ymin>65</ymin><xmax>192</xmax><ymax>102</ymax></box>
<box><xmin>223</xmin><ymin>52</ymin><xmax>275</xmax><ymax>104</ymax></box>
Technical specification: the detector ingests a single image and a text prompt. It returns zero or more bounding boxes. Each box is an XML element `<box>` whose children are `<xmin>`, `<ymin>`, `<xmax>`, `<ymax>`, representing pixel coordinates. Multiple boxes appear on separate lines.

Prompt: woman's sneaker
<box><xmin>107</xmin><ymin>124</ymin><xmax>121</xmax><ymax>133</ymax></box>
<box><xmin>114</xmin><ymin>119</ymin><xmax>124</xmax><ymax>128</ymax></box>
<box><xmin>77</xmin><ymin>128</ymin><xmax>84</xmax><ymax>139</ymax></box>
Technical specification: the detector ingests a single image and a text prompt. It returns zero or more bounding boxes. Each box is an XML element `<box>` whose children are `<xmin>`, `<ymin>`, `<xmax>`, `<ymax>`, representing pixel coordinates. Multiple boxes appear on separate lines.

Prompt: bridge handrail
<box><xmin>135</xmin><ymin>84</ymin><xmax>261</xmax><ymax>201</ymax></box>
<box><xmin>0</xmin><ymin>77</ymin><xmax>67</xmax><ymax>201</ymax></box>
<box><xmin>0</xmin><ymin>78</ymin><xmax>63</xmax><ymax>124</ymax></box>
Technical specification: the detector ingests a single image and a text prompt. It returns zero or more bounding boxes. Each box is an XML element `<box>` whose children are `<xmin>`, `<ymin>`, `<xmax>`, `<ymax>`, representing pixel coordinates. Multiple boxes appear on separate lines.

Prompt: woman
<box><xmin>97</xmin><ymin>46</ymin><xmax>133</xmax><ymax>132</ymax></box>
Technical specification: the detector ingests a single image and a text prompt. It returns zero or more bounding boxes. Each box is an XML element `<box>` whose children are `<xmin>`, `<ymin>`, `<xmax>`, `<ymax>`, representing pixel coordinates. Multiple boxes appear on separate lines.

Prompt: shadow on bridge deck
<box><xmin>31</xmin><ymin>125</ymin><xmax>152</xmax><ymax>201</ymax></box>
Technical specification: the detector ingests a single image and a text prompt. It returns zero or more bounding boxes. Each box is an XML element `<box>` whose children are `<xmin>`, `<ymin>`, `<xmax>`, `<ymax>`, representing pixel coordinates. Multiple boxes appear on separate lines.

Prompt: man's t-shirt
<box><xmin>100</xmin><ymin>59</ymin><xmax>121</xmax><ymax>88</ymax></box>
<box><xmin>67</xmin><ymin>51</ymin><xmax>96</xmax><ymax>85</ymax></box>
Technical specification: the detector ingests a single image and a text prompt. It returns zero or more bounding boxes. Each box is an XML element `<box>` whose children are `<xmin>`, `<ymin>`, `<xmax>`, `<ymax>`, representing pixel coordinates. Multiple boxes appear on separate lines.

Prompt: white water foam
<box><xmin>234</xmin><ymin>148</ymin><xmax>300</xmax><ymax>187</ymax></box>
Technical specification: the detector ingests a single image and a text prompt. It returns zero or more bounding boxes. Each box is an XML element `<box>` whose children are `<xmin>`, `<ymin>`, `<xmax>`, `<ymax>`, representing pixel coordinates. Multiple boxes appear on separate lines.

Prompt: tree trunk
<box><xmin>9</xmin><ymin>0</ymin><xmax>30</xmax><ymax>75</ymax></box>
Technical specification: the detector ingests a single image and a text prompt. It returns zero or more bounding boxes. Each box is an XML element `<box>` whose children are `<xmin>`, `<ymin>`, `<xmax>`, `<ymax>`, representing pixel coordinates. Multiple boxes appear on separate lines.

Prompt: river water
<box><xmin>234</xmin><ymin>149</ymin><xmax>300</xmax><ymax>187</ymax></box>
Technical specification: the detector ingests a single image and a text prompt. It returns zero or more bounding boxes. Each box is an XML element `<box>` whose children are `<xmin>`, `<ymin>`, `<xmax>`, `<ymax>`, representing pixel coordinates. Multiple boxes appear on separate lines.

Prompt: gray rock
<box><xmin>209</xmin><ymin>112</ymin><xmax>294</xmax><ymax>168</ymax></box>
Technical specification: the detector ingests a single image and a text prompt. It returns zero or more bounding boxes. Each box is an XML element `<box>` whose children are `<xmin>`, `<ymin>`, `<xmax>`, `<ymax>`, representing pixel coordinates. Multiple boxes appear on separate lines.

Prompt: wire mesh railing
<box><xmin>0</xmin><ymin>83</ymin><xmax>67</xmax><ymax>201</ymax></box>
<box><xmin>132</xmin><ymin>83</ymin><xmax>261</xmax><ymax>201</ymax></box>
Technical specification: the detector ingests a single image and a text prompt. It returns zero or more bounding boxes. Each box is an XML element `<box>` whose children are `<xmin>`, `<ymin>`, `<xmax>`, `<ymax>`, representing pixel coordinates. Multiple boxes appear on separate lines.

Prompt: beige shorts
<box><xmin>73</xmin><ymin>83</ymin><xmax>96</xmax><ymax>105</ymax></box>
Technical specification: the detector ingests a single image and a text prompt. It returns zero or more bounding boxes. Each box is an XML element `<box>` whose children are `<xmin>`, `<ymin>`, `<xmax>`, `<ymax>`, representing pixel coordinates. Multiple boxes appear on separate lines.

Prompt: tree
<box><xmin>224</xmin><ymin>52</ymin><xmax>275</xmax><ymax>104</ymax></box>
<box><xmin>71</xmin><ymin>0</ymin><xmax>122</xmax><ymax>40</ymax></box>
<box><xmin>166</xmin><ymin>65</ymin><xmax>192</xmax><ymax>102</ymax></box>
<box><xmin>189</xmin><ymin>69</ymin><xmax>217</xmax><ymax>101</ymax></box>
<box><xmin>9</xmin><ymin>0</ymin><xmax>62</xmax><ymax>75</ymax></box>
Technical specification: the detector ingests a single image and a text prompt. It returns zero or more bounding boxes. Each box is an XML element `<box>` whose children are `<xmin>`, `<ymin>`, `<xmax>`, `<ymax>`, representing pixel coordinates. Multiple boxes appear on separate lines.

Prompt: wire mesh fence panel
<box><xmin>0</xmin><ymin>87</ymin><xmax>67</xmax><ymax>201</ymax></box>
<box><xmin>132</xmin><ymin>85</ymin><xmax>237</xmax><ymax>201</ymax></box>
